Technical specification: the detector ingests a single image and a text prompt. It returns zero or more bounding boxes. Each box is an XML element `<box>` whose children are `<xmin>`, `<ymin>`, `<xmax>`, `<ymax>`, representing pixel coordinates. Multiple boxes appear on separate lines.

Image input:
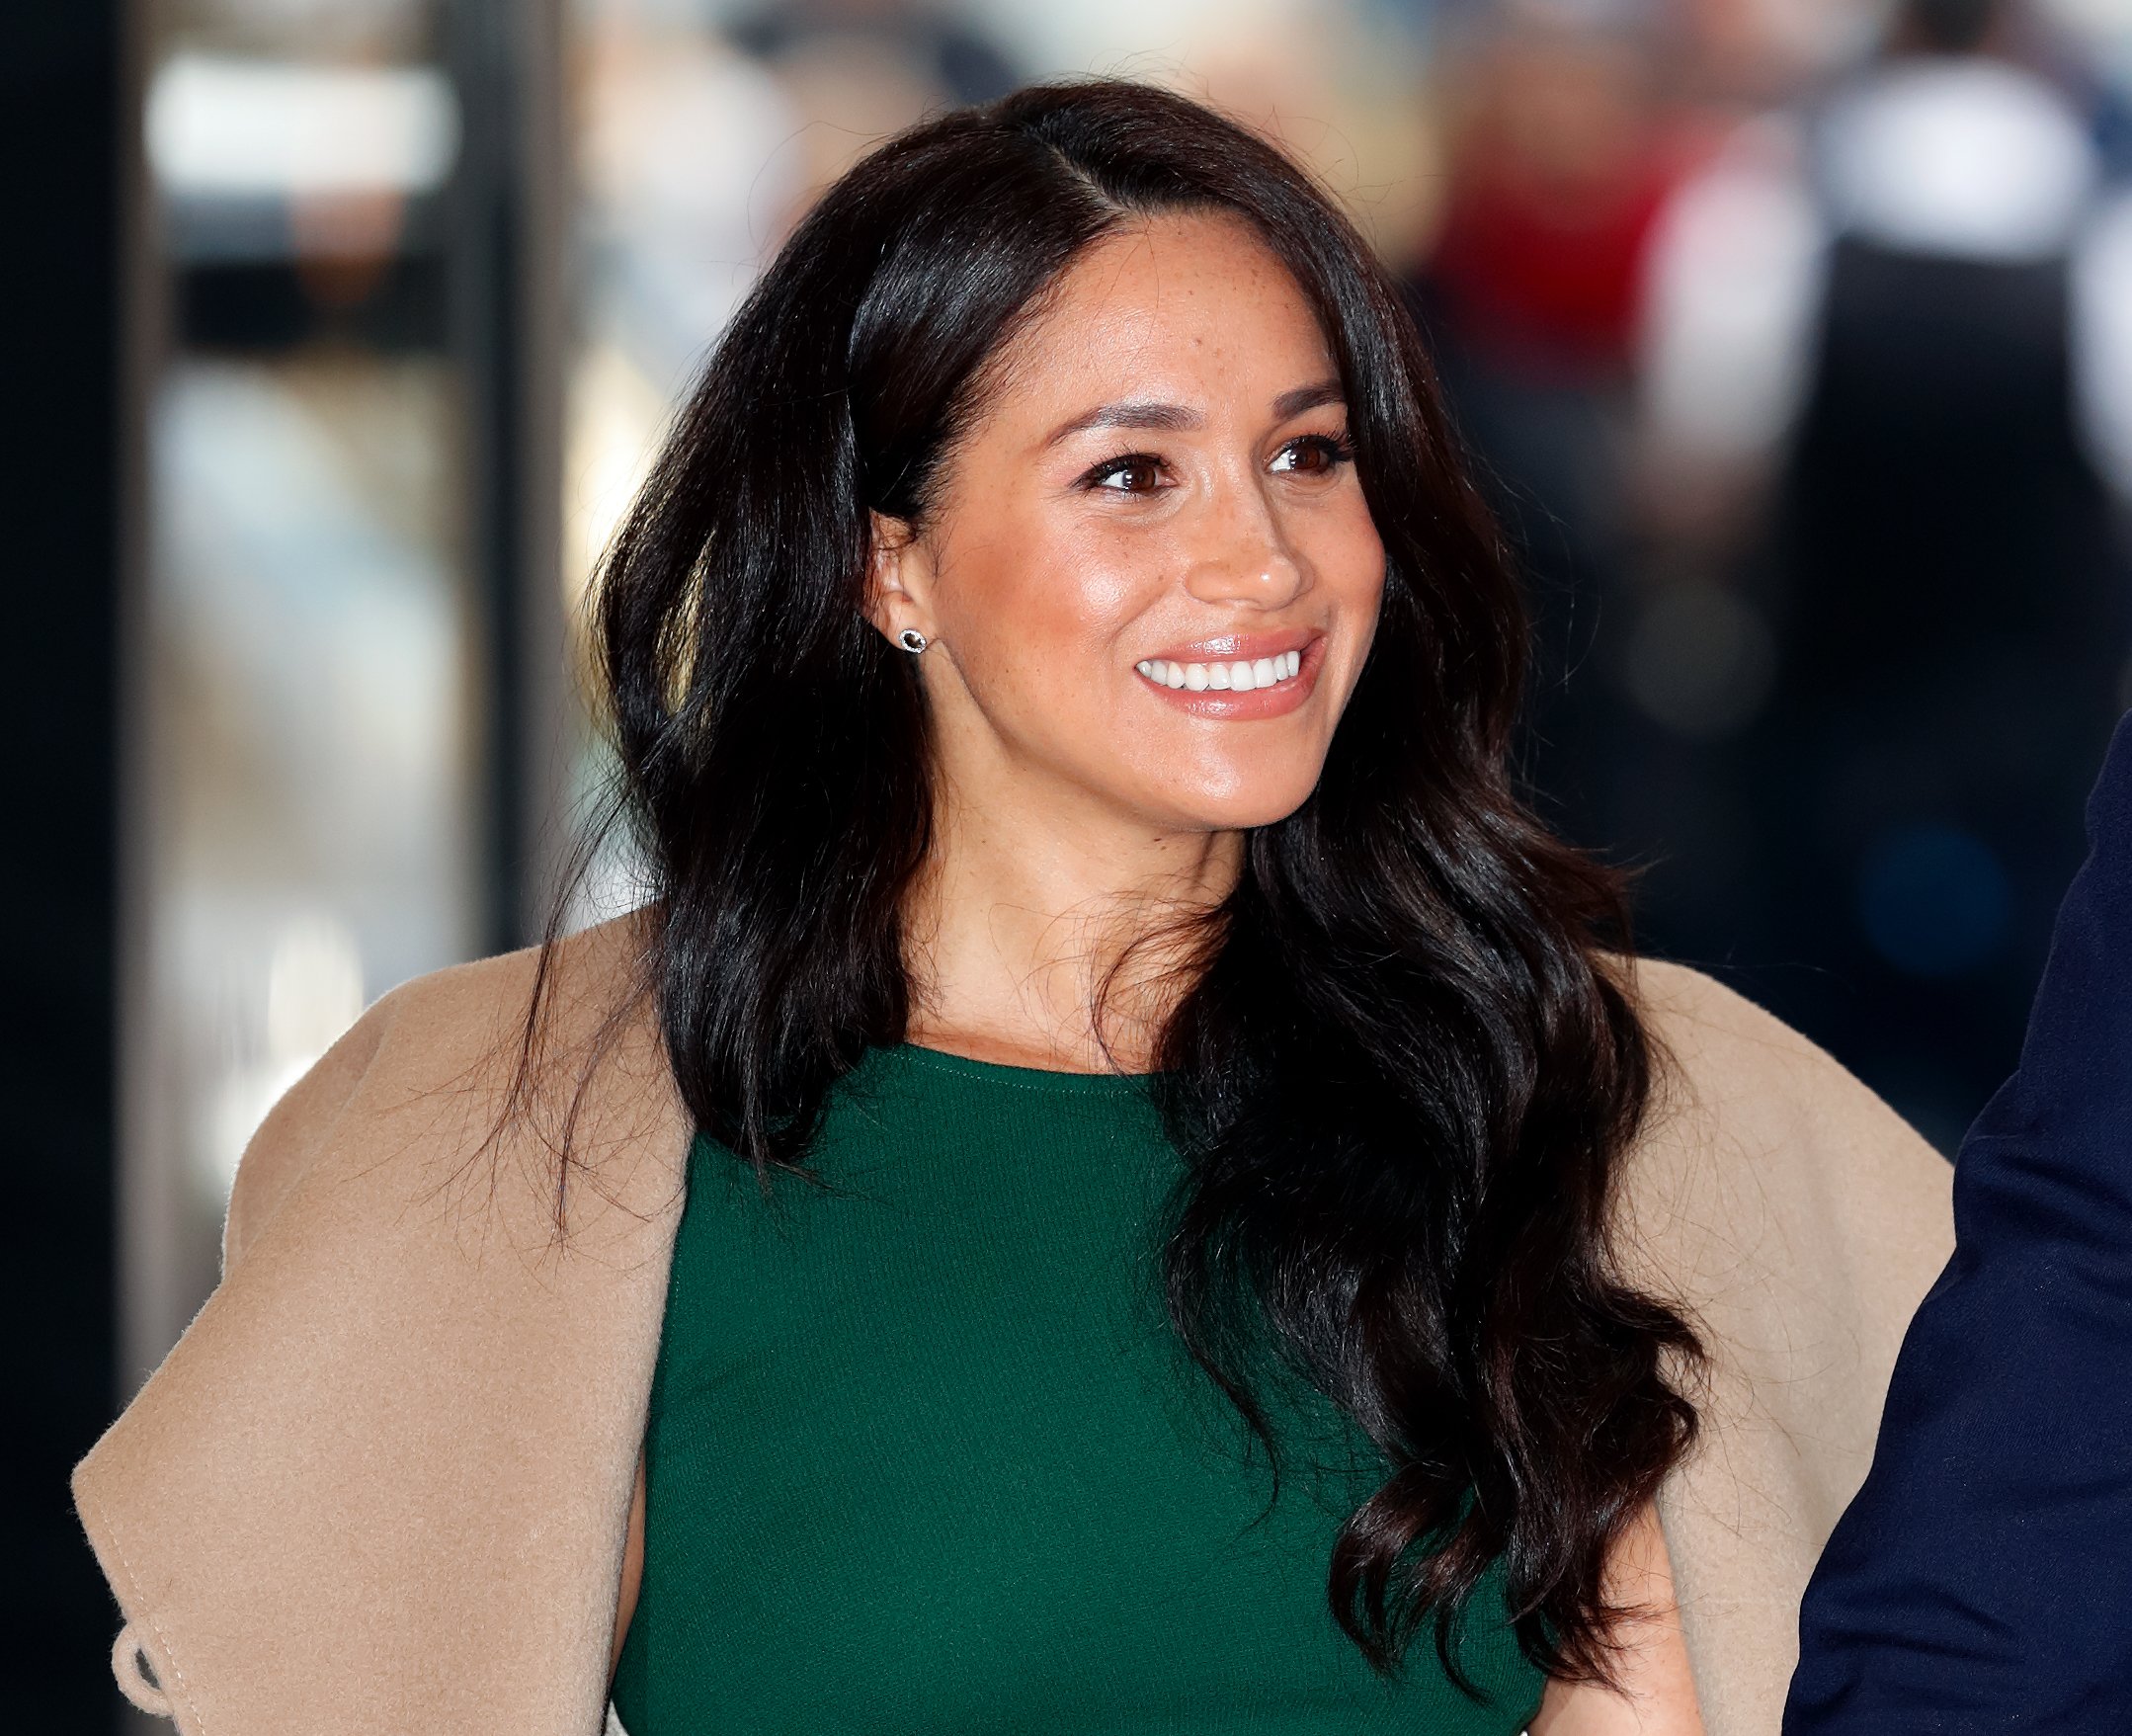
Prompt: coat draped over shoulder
<box><xmin>1624</xmin><ymin>960</ymin><xmax>1955</xmax><ymax>1728</ymax></box>
<box><xmin>71</xmin><ymin>926</ymin><xmax>1952</xmax><ymax>1735</ymax></box>
<box><xmin>72</xmin><ymin>918</ymin><xmax>692</xmax><ymax>1734</ymax></box>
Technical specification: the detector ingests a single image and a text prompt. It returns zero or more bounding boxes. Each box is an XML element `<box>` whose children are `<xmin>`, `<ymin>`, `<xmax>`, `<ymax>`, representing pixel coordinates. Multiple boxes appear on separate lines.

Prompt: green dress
<box><xmin>610</xmin><ymin>1043</ymin><xmax>1545</xmax><ymax>1733</ymax></box>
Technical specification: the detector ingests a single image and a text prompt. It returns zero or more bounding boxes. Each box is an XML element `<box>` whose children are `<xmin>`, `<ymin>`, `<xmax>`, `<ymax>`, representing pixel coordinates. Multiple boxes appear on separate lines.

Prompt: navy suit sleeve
<box><xmin>1785</xmin><ymin>713</ymin><xmax>2132</xmax><ymax>1733</ymax></box>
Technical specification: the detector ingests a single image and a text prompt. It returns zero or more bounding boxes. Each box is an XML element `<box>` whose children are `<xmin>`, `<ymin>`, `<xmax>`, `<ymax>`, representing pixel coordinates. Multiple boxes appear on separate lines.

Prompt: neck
<box><xmin>902</xmin><ymin>768</ymin><xmax>1243</xmax><ymax>1074</ymax></box>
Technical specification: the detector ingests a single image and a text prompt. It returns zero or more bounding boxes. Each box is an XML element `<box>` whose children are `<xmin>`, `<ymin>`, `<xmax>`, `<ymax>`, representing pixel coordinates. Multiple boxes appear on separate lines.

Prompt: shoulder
<box><xmin>1609</xmin><ymin>955</ymin><xmax>1953</xmax><ymax>1316</ymax></box>
<box><xmin>1628</xmin><ymin>955</ymin><xmax>1874</xmax><ymax>1122</ymax></box>
<box><xmin>359</xmin><ymin>909</ymin><xmax>654</xmax><ymax>1057</ymax></box>
<box><xmin>223</xmin><ymin>912</ymin><xmax>667</xmax><ymax>1269</ymax></box>
<box><xmin>1622</xmin><ymin>955</ymin><xmax>1942</xmax><ymax>1188</ymax></box>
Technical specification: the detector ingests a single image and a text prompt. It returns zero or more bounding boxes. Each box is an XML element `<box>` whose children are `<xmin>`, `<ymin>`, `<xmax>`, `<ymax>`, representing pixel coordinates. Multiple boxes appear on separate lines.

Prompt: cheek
<box><xmin>1285</xmin><ymin>494</ymin><xmax>1388</xmax><ymax>667</ymax></box>
<box><xmin>1302</xmin><ymin>501</ymin><xmax>1388</xmax><ymax>715</ymax></box>
<box><xmin>1316</xmin><ymin>496</ymin><xmax>1389</xmax><ymax>607</ymax></box>
<box><xmin>941</xmin><ymin>509</ymin><xmax>1154</xmax><ymax>678</ymax></box>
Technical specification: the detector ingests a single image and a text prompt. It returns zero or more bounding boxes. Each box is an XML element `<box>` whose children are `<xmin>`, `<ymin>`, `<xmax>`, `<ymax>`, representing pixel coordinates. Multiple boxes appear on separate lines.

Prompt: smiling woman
<box><xmin>861</xmin><ymin>208</ymin><xmax>1382</xmax><ymax>855</ymax></box>
<box><xmin>593</xmin><ymin>83</ymin><xmax>1688</xmax><ymax>1732</ymax></box>
<box><xmin>73</xmin><ymin>78</ymin><xmax>1952</xmax><ymax>1736</ymax></box>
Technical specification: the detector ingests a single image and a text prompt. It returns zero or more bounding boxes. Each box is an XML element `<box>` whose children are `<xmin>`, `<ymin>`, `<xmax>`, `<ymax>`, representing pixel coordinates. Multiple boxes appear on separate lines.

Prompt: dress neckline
<box><xmin>882</xmin><ymin>1040</ymin><xmax>1158</xmax><ymax>1096</ymax></box>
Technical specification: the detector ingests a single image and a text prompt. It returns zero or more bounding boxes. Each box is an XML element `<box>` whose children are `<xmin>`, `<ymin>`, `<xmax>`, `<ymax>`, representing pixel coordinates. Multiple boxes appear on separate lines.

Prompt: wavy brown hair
<box><xmin>576</xmin><ymin>78</ymin><xmax>1700</xmax><ymax>1692</ymax></box>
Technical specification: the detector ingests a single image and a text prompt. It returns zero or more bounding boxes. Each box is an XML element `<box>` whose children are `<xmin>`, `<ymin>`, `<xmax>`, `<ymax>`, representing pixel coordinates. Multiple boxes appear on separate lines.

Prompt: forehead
<box><xmin>985</xmin><ymin>210</ymin><xmax>1335</xmax><ymax>421</ymax></box>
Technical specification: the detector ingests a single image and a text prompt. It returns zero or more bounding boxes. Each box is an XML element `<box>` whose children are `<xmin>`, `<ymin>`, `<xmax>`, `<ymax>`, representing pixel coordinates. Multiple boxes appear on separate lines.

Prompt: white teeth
<box><xmin>1142</xmin><ymin>647</ymin><xmax>1309</xmax><ymax>692</ymax></box>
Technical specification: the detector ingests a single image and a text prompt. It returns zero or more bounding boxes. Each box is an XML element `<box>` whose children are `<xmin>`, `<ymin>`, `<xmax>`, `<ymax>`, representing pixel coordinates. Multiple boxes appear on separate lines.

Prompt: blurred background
<box><xmin>13</xmin><ymin>0</ymin><xmax>2132</xmax><ymax>1720</ymax></box>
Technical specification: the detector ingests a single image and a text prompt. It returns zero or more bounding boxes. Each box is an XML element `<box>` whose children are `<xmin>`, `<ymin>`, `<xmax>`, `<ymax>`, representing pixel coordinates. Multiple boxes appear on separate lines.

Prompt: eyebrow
<box><xmin>1043</xmin><ymin>399</ymin><xmax>1203</xmax><ymax>446</ymax></box>
<box><xmin>1271</xmin><ymin>379</ymin><xmax>1346</xmax><ymax>420</ymax></box>
<box><xmin>1041</xmin><ymin>378</ymin><xmax>1346</xmax><ymax>448</ymax></box>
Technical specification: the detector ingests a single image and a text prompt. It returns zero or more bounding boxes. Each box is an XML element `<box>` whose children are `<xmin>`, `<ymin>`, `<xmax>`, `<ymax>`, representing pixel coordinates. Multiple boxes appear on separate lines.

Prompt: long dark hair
<box><xmin>582</xmin><ymin>79</ymin><xmax>1698</xmax><ymax>1688</ymax></box>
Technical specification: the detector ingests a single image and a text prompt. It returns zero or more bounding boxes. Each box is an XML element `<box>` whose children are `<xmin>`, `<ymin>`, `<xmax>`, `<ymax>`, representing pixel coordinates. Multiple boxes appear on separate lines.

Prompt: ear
<box><xmin>862</xmin><ymin>511</ymin><xmax>934</xmax><ymax>646</ymax></box>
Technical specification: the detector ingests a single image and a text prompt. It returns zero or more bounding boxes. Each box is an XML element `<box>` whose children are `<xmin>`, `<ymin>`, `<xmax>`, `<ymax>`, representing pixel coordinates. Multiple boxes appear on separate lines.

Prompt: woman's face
<box><xmin>875</xmin><ymin>210</ymin><xmax>1387</xmax><ymax>837</ymax></box>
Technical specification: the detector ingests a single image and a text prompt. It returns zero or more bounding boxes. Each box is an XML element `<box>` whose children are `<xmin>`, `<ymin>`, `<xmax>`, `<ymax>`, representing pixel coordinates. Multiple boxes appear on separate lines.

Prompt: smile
<box><xmin>1133</xmin><ymin>649</ymin><xmax>1304</xmax><ymax>693</ymax></box>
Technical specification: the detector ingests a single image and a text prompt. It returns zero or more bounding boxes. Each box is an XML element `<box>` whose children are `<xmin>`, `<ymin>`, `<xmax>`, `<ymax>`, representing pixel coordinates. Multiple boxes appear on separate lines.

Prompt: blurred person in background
<box><xmin>1639</xmin><ymin>0</ymin><xmax>2132</xmax><ymax>1145</ymax></box>
<box><xmin>726</xmin><ymin>0</ymin><xmax>1019</xmax><ymax>114</ymax></box>
<box><xmin>72</xmin><ymin>81</ymin><xmax>1951</xmax><ymax>1736</ymax></box>
<box><xmin>1407</xmin><ymin>0</ymin><xmax>1703</xmax><ymax>855</ymax></box>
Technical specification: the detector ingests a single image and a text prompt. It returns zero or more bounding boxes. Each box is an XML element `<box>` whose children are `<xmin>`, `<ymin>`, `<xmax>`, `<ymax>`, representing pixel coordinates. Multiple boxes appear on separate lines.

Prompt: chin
<box><xmin>1202</xmin><ymin>799</ymin><xmax>1314</xmax><ymax>832</ymax></box>
<box><xmin>1151</xmin><ymin>772</ymin><xmax>1324</xmax><ymax>834</ymax></box>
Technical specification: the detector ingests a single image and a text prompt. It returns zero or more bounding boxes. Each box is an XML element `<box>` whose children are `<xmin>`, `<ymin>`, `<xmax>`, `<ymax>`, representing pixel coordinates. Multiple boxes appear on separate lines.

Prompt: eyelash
<box><xmin>1078</xmin><ymin>432</ymin><xmax>1356</xmax><ymax>494</ymax></box>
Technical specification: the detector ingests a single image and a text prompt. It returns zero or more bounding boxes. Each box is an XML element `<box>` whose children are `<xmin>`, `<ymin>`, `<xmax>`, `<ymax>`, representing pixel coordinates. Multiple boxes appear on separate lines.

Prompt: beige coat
<box><xmin>72</xmin><ymin>916</ymin><xmax>1954</xmax><ymax>1734</ymax></box>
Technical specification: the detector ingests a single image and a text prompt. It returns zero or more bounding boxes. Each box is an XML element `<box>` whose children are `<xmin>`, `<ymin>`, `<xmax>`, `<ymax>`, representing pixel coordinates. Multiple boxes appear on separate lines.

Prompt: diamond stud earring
<box><xmin>897</xmin><ymin>628</ymin><xmax>928</xmax><ymax>654</ymax></box>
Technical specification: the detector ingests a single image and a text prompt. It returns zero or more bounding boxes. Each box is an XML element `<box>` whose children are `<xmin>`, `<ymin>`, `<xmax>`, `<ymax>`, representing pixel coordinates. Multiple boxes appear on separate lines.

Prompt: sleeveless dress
<box><xmin>610</xmin><ymin>1043</ymin><xmax>1545</xmax><ymax>1734</ymax></box>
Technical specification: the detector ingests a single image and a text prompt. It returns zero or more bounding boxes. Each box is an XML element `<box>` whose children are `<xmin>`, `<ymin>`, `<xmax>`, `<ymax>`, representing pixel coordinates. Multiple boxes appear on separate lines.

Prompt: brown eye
<box><xmin>1271</xmin><ymin>433</ymin><xmax>1353</xmax><ymax>477</ymax></box>
<box><xmin>1085</xmin><ymin>454</ymin><xmax>1168</xmax><ymax>494</ymax></box>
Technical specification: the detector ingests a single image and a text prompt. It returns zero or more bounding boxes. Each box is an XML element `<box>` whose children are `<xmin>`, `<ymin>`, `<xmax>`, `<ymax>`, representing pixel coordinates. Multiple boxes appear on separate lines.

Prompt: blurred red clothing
<box><xmin>1427</xmin><ymin>143</ymin><xmax>1692</xmax><ymax>378</ymax></box>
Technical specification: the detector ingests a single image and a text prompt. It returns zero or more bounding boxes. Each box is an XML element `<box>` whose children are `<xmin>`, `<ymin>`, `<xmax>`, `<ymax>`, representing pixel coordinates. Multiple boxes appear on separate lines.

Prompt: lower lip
<box><xmin>1133</xmin><ymin>638</ymin><xmax>1327</xmax><ymax>719</ymax></box>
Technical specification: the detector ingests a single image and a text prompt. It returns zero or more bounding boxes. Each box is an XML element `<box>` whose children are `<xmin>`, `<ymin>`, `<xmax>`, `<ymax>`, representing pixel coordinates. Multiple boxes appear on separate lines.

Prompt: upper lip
<box><xmin>1139</xmin><ymin>627</ymin><xmax>1320</xmax><ymax>664</ymax></box>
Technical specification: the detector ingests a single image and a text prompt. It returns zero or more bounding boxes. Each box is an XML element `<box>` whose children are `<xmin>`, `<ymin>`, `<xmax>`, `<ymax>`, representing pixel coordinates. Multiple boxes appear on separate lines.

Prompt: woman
<box><xmin>74</xmin><ymin>82</ymin><xmax>1952</xmax><ymax>1735</ymax></box>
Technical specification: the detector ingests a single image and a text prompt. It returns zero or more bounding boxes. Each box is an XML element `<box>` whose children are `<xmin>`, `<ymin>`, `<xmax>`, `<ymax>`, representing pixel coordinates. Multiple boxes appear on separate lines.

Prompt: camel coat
<box><xmin>71</xmin><ymin>915</ymin><xmax>1955</xmax><ymax>1734</ymax></box>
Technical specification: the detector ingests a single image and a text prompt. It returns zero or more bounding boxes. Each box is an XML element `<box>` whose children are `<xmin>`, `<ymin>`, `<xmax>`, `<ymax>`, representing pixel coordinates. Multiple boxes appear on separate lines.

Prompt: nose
<box><xmin>1180</xmin><ymin>477</ymin><xmax>1309</xmax><ymax>611</ymax></box>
